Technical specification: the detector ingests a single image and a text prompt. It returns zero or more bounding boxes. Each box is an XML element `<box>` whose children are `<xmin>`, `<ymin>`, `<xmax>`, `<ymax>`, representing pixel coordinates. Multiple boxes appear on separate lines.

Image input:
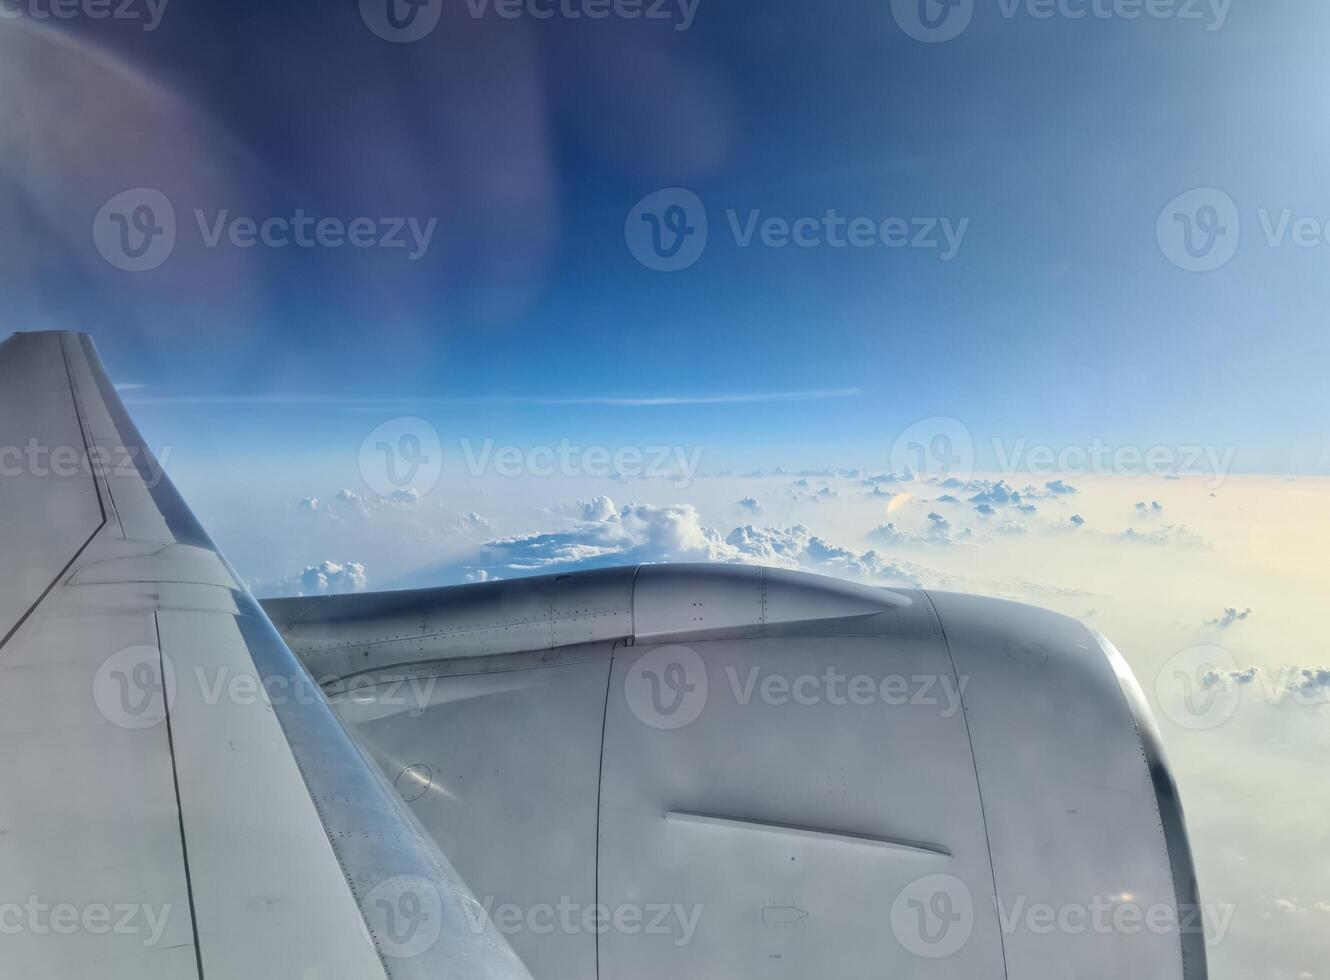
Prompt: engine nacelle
<box><xmin>263</xmin><ymin>564</ymin><xmax>1204</xmax><ymax>980</ymax></box>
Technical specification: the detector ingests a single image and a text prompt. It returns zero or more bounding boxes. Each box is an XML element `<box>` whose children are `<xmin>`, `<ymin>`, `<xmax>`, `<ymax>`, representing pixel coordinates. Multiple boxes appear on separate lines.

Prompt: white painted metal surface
<box><xmin>0</xmin><ymin>331</ymin><xmax>530</xmax><ymax>980</ymax></box>
<box><xmin>270</xmin><ymin>566</ymin><xmax>1204</xmax><ymax>980</ymax></box>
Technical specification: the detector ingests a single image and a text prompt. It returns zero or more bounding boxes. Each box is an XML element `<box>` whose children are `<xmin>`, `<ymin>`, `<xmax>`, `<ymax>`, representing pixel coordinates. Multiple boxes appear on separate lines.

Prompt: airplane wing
<box><xmin>0</xmin><ymin>331</ymin><xmax>529</xmax><ymax>980</ymax></box>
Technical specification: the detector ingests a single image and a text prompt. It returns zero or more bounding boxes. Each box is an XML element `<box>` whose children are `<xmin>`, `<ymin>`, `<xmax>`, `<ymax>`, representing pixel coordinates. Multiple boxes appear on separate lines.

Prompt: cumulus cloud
<box><xmin>1200</xmin><ymin>665</ymin><xmax>1261</xmax><ymax>689</ymax></box>
<box><xmin>456</xmin><ymin>511</ymin><xmax>492</xmax><ymax>533</ymax></box>
<box><xmin>579</xmin><ymin>495</ymin><xmax>618</xmax><ymax>521</ymax></box>
<box><xmin>327</xmin><ymin>487</ymin><xmax>422</xmax><ymax>515</ymax></box>
<box><xmin>1289</xmin><ymin>668</ymin><xmax>1330</xmax><ymax>696</ymax></box>
<box><xmin>736</xmin><ymin>496</ymin><xmax>763</xmax><ymax>514</ymax></box>
<box><xmin>1046</xmin><ymin>480</ymin><xmax>1079</xmax><ymax>495</ymax></box>
<box><xmin>726</xmin><ymin>525</ymin><xmax>921</xmax><ymax>584</ymax></box>
<box><xmin>477</xmin><ymin>501</ymin><xmax>733</xmax><ymax>573</ymax></box>
<box><xmin>1205</xmin><ymin>607</ymin><xmax>1253</xmax><ymax>629</ymax></box>
<box><xmin>1070</xmin><ymin>514</ymin><xmax>1086</xmax><ymax>526</ymax></box>
<box><xmin>466</xmin><ymin>498</ymin><xmax>924</xmax><ymax>586</ymax></box>
<box><xmin>286</xmin><ymin>560</ymin><xmax>368</xmax><ymax>596</ymax></box>
<box><xmin>867</xmin><ymin>511</ymin><xmax>957</xmax><ymax>548</ymax></box>
<box><xmin>970</xmin><ymin>481</ymin><xmax>1021</xmax><ymax>506</ymax></box>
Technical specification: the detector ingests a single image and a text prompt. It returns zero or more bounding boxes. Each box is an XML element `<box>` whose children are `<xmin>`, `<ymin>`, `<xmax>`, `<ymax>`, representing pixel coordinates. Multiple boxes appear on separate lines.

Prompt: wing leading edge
<box><xmin>0</xmin><ymin>332</ymin><xmax>528</xmax><ymax>980</ymax></box>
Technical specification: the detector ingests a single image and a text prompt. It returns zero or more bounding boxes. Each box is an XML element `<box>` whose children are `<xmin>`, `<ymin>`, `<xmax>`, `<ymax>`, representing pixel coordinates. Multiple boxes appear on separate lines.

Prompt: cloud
<box><xmin>464</xmin><ymin>498</ymin><xmax>925</xmax><ymax>586</ymax></box>
<box><xmin>285</xmin><ymin>560</ymin><xmax>368</xmax><ymax>596</ymax></box>
<box><xmin>1289</xmin><ymin>668</ymin><xmax>1330</xmax><ymax>696</ymax></box>
<box><xmin>476</xmin><ymin>500</ymin><xmax>733</xmax><ymax>573</ymax></box>
<box><xmin>1046</xmin><ymin>480</ymin><xmax>1079</xmax><ymax>495</ymax></box>
<box><xmin>579</xmin><ymin>495</ymin><xmax>618</xmax><ymax>521</ymax></box>
<box><xmin>1135</xmin><ymin>500</ymin><xmax>1164</xmax><ymax>514</ymax></box>
<box><xmin>1070</xmin><ymin>514</ymin><xmax>1086</xmax><ymax>526</ymax></box>
<box><xmin>737</xmin><ymin>496</ymin><xmax>763</xmax><ymax>514</ymax></box>
<box><xmin>727</xmin><ymin>525</ymin><xmax>922</xmax><ymax>585</ymax></box>
<box><xmin>331</xmin><ymin>487</ymin><xmax>421</xmax><ymax>514</ymax></box>
<box><xmin>1200</xmin><ymin>665</ymin><xmax>1260</xmax><ymax>689</ymax></box>
<box><xmin>1120</xmin><ymin>524</ymin><xmax>1205</xmax><ymax>547</ymax></box>
<box><xmin>867</xmin><ymin>511</ymin><xmax>956</xmax><ymax>548</ymax></box>
<box><xmin>457</xmin><ymin>511</ymin><xmax>492</xmax><ymax>533</ymax></box>
<box><xmin>1205</xmin><ymin>607</ymin><xmax>1253</xmax><ymax>629</ymax></box>
<box><xmin>126</xmin><ymin>388</ymin><xmax>864</xmax><ymax>409</ymax></box>
<box><xmin>969</xmin><ymin>481</ymin><xmax>1027</xmax><ymax>511</ymax></box>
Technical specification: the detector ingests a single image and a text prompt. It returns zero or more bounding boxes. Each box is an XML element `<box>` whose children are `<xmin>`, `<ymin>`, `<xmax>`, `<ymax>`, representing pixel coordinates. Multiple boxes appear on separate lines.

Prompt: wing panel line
<box><xmin>0</xmin><ymin>335</ymin><xmax>108</xmax><ymax>655</ymax></box>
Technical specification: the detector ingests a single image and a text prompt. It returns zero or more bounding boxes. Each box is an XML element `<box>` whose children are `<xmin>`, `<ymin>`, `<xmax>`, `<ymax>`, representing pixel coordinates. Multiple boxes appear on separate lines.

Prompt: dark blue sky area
<box><xmin>2</xmin><ymin>0</ymin><xmax>1327</xmax><ymax>468</ymax></box>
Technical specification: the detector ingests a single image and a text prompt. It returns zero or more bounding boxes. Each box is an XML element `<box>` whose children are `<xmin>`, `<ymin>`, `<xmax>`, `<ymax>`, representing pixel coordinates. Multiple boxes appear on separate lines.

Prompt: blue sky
<box><xmin>4</xmin><ymin>0</ymin><xmax>1330</xmax><ymax>474</ymax></box>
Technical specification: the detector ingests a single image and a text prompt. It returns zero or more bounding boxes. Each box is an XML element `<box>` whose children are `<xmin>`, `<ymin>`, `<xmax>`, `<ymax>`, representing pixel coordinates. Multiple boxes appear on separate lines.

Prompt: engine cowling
<box><xmin>262</xmin><ymin>564</ymin><xmax>1204</xmax><ymax>980</ymax></box>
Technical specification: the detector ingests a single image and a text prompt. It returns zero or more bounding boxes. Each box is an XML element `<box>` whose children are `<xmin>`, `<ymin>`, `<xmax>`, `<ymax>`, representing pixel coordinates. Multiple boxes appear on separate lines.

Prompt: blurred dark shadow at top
<box><xmin>0</xmin><ymin>0</ymin><xmax>753</xmax><ymax>382</ymax></box>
